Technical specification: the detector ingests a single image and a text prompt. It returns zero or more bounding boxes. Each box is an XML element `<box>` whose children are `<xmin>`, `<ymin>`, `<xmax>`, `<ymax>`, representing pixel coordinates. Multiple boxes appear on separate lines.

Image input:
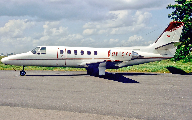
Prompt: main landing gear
<box><xmin>20</xmin><ymin>66</ymin><xmax>26</xmax><ymax>76</ymax></box>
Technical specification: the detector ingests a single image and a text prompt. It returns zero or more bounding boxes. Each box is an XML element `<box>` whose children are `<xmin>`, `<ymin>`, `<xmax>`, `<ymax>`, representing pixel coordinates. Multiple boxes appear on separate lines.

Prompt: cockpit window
<box><xmin>40</xmin><ymin>47</ymin><xmax>46</xmax><ymax>54</ymax></box>
<box><xmin>31</xmin><ymin>47</ymin><xmax>46</xmax><ymax>54</ymax></box>
<box><xmin>31</xmin><ymin>47</ymin><xmax>40</xmax><ymax>54</ymax></box>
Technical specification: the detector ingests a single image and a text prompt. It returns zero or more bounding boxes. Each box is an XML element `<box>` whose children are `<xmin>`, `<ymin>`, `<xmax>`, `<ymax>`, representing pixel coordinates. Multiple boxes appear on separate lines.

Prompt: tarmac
<box><xmin>0</xmin><ymin>70</ymin><xmax>191</xmax><ymax>120</ymax></box>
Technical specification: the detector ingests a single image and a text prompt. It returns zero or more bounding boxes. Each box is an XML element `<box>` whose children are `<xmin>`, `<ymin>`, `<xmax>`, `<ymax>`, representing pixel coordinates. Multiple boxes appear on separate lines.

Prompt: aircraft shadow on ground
<box><xmin>26</xmin><ymin>74</ymin><xmax>88</xmax><ymax>77</ymax></box>
<box><xmin>94</xmin><ymin>72</ymin><xmax>157</xmax><ymax>83</ymax></box>
<box><xmin>26</xmin><ymin>72</ymin><xmax>158</xmax><ymax>83</ymax></box>
<box><xmin>166</xmin><ymin>66</ymin><xmax>192</xmax><ymax>75</ymax></box>
<box><xmin>97</xmin><ymin>72</ymin><xmax>139</xmax><ymax>83</ymax></box>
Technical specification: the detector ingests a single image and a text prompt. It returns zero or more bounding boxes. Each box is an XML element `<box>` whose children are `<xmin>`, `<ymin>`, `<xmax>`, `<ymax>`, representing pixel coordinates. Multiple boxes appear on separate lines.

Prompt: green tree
<box><xmin>167</xmin><ymin>0</ymin><xmax>192</xmax><ymax>62</ymax></box>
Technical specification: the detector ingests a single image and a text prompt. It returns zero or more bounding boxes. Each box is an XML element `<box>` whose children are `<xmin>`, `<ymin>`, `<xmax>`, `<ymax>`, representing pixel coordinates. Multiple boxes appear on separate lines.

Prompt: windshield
<box><xmin>31</xmin><ymin>47</ymin><xmax>40</xmax><ymax>54</ymax></box>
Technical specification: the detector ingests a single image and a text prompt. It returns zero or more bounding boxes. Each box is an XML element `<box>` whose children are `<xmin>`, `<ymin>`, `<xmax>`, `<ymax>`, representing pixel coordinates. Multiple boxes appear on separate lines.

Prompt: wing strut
<box><xmin>99</xmin><ymin>62</ymin><xmax>106</xmax><ymax>75</ymax></box>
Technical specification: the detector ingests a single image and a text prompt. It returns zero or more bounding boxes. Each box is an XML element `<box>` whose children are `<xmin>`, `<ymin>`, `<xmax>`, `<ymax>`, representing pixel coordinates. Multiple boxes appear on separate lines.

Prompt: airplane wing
<box><xmin>85</xmin><ymin>61</ymin><xmax>122</xmax><ymax>76</ymax></box>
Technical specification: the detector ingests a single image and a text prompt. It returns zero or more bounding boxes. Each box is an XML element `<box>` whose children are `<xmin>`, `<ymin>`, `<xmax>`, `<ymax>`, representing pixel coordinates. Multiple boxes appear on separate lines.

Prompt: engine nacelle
<box><xmin>108</xmin><ymin>49</ymin><xmax>132</xmax><ymax>61</ymax></box>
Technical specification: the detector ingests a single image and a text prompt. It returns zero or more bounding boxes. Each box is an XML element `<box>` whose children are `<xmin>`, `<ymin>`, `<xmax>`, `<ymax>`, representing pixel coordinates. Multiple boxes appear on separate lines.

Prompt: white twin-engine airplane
<box><xmin>1</xmin><ymin>21</ymin><xmax>184</xmax><ymax>76</ymax></box>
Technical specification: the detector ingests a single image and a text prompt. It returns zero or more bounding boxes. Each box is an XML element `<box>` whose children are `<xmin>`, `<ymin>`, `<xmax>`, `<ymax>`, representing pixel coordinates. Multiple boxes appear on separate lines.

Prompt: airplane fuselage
<box><xmin>2</xmin><ymin>46</ymin><xmax>167</xmax><ymax>68</ymax></box>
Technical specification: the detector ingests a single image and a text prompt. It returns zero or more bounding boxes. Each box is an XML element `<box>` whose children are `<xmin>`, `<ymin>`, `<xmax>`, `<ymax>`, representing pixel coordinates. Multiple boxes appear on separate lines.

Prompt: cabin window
<box><xmin>87</xmin><ymin>51</ymin><xmax>91</xmax><ymax>55</ymax></box>
<box><xmin>81</xmin><ymin>50</ymin><xmax>84</xmax><ymax>55</ymax></box>
<box><xmin>40</xmin><ymin>47</ymin><xmax>46</xmax><ymax>54</ymax></box>
<box><xmin>94</xmin><ymin>51</ymin><xmax>97</xmax><ymax>55</ymax></box>
<box><xmin>74</xmin><ymin>50</ymin><xmax>77</xmax><ymax>55</ymax></box>
<box><xmin>67</xmin><ymin>50</ymin><xmax>71</xmax><ymax>54</ymax></box>
<box><xmin>60</xmin><ymin>50</ymin><xmax>63</xmax><ymax>54</ymax></box>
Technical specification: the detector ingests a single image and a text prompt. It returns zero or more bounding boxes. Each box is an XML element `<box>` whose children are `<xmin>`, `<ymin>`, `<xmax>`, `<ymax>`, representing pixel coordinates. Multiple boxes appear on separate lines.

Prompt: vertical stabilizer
<box><xmin>148</xmin><ymin>21</ymin><xmax>184</xmax><ymax>56</ymax></box>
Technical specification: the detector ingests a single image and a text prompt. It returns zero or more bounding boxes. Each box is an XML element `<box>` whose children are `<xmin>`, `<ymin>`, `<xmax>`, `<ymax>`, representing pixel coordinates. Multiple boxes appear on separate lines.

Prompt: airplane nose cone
<box><xmin>1</xmin><ymin>57</ymin><xmax>8</xmax><ymax>65</ymax></box>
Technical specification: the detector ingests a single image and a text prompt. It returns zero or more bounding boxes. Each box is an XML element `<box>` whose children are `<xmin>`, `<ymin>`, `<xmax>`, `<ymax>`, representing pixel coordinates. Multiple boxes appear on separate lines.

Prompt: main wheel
<box><xmin>20</xmin><ymin>70</ymin><xmax>26</xmax><ymax>76</ymax></box>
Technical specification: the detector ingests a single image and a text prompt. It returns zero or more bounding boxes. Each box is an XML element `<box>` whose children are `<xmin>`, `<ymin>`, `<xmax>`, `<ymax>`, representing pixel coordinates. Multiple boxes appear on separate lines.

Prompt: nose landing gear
<box><xmin>20</xmin><ymin>66</ymin><xmax>26</xmax><ymax>76</ymax></box>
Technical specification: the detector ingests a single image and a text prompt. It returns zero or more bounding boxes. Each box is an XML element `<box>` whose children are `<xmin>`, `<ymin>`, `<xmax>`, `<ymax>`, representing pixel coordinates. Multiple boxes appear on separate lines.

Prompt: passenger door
<box><xmin>57</xmin><ymin>48</ymin><xmax>67</xmax><ymax>66</ymax></box>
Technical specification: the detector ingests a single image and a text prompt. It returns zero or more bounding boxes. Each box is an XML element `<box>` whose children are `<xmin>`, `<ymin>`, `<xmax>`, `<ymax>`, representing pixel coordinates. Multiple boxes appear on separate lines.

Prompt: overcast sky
<box><xmin>0</xmin><ymin>0</ymin><xmax>176</xmax><ymax>54</ymax></box>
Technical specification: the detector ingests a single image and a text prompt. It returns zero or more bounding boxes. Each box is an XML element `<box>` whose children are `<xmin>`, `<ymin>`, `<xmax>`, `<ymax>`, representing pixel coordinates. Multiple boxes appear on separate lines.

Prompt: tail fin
<box><xmin>148</xmin><ymin>21</ymin><xmax>184</xmax><ymax>57</ymax></box>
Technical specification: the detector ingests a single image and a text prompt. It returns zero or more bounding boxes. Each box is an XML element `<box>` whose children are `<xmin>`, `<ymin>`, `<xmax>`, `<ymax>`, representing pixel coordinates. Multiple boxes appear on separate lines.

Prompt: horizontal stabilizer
<box><xmin>155</xmin><ymin>42</ymin><xmax>180</xmax><ymax>50</ymax></box>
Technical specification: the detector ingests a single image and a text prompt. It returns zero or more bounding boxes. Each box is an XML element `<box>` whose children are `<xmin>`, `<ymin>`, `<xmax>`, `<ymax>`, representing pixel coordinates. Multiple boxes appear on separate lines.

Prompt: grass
<box><xmin>108</xmin><ymin>59</ymin><xmax>192</xmax><ymax>73</ymax></box>
<box><xmin>0</xmin><ymin>56</ymin><xmax>191</xmax><ymax>73</ymax></box>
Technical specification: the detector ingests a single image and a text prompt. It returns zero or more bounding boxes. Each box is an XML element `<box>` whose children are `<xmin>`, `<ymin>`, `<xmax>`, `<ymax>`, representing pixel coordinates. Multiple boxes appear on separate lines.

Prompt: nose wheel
<box><xmin>20</xmin><ymin>66</ymin><xmax>26</xmax><ymax>76</ymax></box>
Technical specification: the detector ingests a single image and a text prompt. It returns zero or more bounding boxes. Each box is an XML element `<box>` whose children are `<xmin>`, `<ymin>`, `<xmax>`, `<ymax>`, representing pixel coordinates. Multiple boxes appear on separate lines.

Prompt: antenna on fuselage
<box><xmin>120</xmin><ymin>24</ymin><xmax>167</xmax><ymax>47</ymax></box>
